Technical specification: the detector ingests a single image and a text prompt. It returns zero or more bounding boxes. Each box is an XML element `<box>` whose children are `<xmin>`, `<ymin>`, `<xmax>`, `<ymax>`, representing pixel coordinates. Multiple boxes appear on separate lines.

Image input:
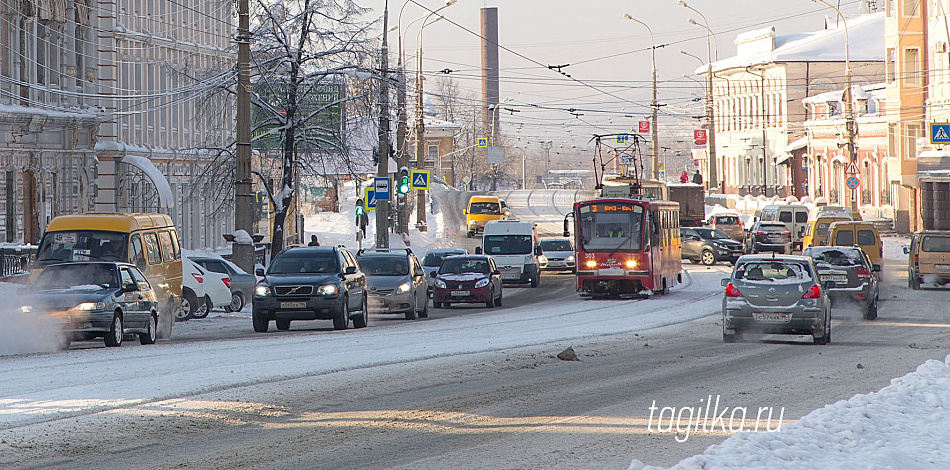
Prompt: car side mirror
<box><xmin>872</xmin><ymin>264</ymin><xmax>882</xmax><ymax>273</ymax></box>
<box><xmin>492</xmin><ymin>270</ymin><xmax>501</xmax><ymax>276</ymax></box>
<box><xmin>720</xmin><ymin>278</ymin><xmax>729</xmax><ymax>287</ymax></box>
<box><xmin>823</xmin><ymin>281</ymin><xmax>837</xmax><ymax>290</ymax></box>
<box><xmin>535</xmin><ymin>246</ymin><xmax>542</xmax><ymax>256</ymax></box>
<box><xmin>902</xmin><ymin>247</ymin><xmax>909</xmax><ymax>255</ymax></box>
<box><xmin>414</xmin><ymin>269</ymin><xmax>424</xmax><ymax>277</ymax></box>
<box><xmin>463</xmin><ymin>209</ymin><xmax>468</xmax><ymax>215</ymax></box>
<box><xmin>430</xmin><ymin>271</ymin><xmax>438</xmax><ymax>278</ymax></box>
<box><xmin>122</xmin><ymin>283</ymin><xmax>139</xmax><ymax>293</ymax></box>
<box><xmin>475</xmin><ymin>247</ymin><xmax>483</xmax><ymax>254</ymax></box>
<box><xmin>344</xmin><ymin>266</ymin><xmax>358</xmax><ymax>275</ymax></box>
<box><xmin>255</xmin><ymin>267</ymin><xmax>265</xmax><ymax>276</ymax></box>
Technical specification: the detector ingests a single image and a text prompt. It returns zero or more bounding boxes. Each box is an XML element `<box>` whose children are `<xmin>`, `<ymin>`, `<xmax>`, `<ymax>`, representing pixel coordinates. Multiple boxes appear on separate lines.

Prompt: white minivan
<box><xmin>480</xmin><ymin>219</ymin><xmax>542</xmax><ymax>287</ymax></box>
<box><xmin>760</xmin><ymin>204</ymin><xmax>809</xmax><ymax>251</ymax></box>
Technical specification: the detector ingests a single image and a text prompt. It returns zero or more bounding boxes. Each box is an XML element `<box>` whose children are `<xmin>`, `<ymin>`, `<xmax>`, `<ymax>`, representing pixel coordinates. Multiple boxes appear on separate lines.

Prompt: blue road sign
<box><xmin>374</xmin><ymin>176</ymin><xmax>391</xmax><ymax>201</ymax></box>
<box><xmin>931</xmin><ymin>123</ymin><xmax>950</xmax><ymax>144</ymax></box>
<box><xmin>616</xmin><ymin>134</ymin><xmax>628</xmax><ymax>144</ymax></box>
<box><xmin>621</xmin><ymin>154</ymin><xmax>632</xmax><ymax>163</ymax></box>
<box><xmin>846</xmin><ymin>176</ymin><xmax>861</xmax><ymax>189</ymax></box>
<box><xmin>363</xmin><ymin>187</ymin><xmax>377</xmax><ymax>210</ymax></box>
<box><xmin>477</xmin><ymin>137</ymin><xmax>488</xmax><ymax>148</ymax></box>
<box><xmin>410</xmin><ymin>169</ymin><xmax>430</xmax><ymax>190</ymax></box>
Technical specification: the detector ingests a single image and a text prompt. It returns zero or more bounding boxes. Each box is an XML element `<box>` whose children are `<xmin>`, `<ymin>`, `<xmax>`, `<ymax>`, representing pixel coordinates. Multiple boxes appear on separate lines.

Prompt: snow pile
<box><xmin>631</xmin><ymin>355</ymin><xmax>950</xmax><ymax>469</ymax></box>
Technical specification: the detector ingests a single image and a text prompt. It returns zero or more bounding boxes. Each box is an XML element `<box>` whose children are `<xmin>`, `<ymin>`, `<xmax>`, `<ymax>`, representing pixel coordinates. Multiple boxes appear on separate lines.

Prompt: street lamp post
<box><xmin>623</xmin><ymin>13</ymin><xmax>659</xmax><ymax>181</ymax></box>
<box><xmin>375</xmin><ymin>0</ymin><xmax>392</xmax><ymax>248</ymax></box>
<box><xmin>520</xmin><ymin>145</ymin><xmax>529</xmax><ymax>189</ymax></box>
<box><xmin>679</xmin><ymin>1</ymin><xmax>719</xmax><ymax>192</ymax></box>
<box><xmin>811</xmin><ymin>0</ymin><xmax>856</xmax><ymax>212</ymax></box>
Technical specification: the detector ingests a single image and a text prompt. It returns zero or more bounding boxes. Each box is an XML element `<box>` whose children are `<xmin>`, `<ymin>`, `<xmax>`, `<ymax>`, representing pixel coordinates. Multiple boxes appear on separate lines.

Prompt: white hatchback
<box><xmin>537</xmin><ymin>237</ymin><xmax>576</xmax><ymax>272</ymax></box>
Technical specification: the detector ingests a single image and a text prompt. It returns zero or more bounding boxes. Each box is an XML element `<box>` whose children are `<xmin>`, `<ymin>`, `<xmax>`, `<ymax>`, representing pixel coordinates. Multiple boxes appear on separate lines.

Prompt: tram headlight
<box><xmin>625</xmin><ymin>259</ymin><xmax>638</xmax><ymax>269</ymax></box>
<box><xmin>585</xmin><ymin>260</ymin><xmax>598</xmax><ymax>268</ymax></box>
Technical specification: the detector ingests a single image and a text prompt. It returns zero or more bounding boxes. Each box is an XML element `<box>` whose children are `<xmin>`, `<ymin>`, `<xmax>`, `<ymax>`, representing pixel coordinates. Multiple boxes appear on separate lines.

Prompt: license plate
<box><xmin>821</xmin><ymin>275</ymin><xmax>848</xmax><ymax>283</ymax></box>
<box><xmin>936</xmin><ymin>264</ymin><xmax>950</xmax><ymax>271</ymax></box>
<box><xmin>768</xmin><ymin>233</ymin><xmax>782</xmax><ymax>238</ymax></box>
<box><xmin>280</xmin><ymin>301</ymin><xmax>307</xmax><ymax>309</ymax></box>
<box><xmin>754</xmin><ymin>313</ymin><xmax>791</xmax><ymax>323</ymax></box>
<box><xmin>451</xmin><ymin>290</ymin><xmax>470</xmax><ymax>296</ymax></box>
<box><xmin>547</xmin><ymin>261</ymin><xmax>565</xmax><ymax>267</ymax></box>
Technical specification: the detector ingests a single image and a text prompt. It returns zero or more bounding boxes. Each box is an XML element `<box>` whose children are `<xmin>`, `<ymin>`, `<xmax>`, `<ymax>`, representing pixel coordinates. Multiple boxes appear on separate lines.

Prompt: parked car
<box><xmin>904</xmin><ymin>230</ymin><xmax>950</xmax><ymax>289</ymax></box>
<box><xmin>537</xmin><ymin>237</ymin><xmax>576</xmax><ymax>272</ymax></box>
<box><xmin>20</xmin><ymin>262</ymin><xmax>161</xmax><ymax>348</ymax></box>
<box><xmin>252</xmin><ymin>246</ymin><xmax>367</xmax><ymax>332</ymax></box>
<box><xmin>356</xmin><ymin>249</ymin><xmax>428</xmax><ymax>320</ymax></box>
<box><xmin>190</xmin><ymin>257</ymin><xmax>255</xmax><ymax>312</ymax></box>
<box><xmin>745</xmin><ymin>221</ymin><xmax>792</xmax><ymax>254</ymax></box>
<box><xmin>803</xmin><ymin>246</ymin><xmax>880</xmax><ymax>320</ymax></box>
<box><xmin>431</xmin><ymin>255</ymin><xmax>503</xmax><ymax>309</ymax></box>
<box><xmin>706</xmin><ymin>213</ymin><xmax>745</xmax><ymax>241</ymax></box>
<box><xmin>720</xmin><ymin>254</ymin><xmax>832</xmax><ymax>344</ymax></box>
<box><xmin>178</xmin><ymin>257</ymin><xmax>208</xmax><ymax>321</ymax></box>
<box><xmin>680</xmin><ymin>227</ymin><xmax>744</xmax><ymax>265</ymax></box>
<box><xmin>421</xmin><ymin>248</ymin><xmax>467</xmax><ymax>296</ymax></box>
<box><xmin>187</xmin><ymin>260</ymin><xmax>231</xmax><ymax>319</ymax></box>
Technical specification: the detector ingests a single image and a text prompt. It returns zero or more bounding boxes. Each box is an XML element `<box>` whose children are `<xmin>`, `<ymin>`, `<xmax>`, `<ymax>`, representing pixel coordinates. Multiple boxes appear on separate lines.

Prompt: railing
<box><xmin>862</xmin><ymin>189</ymin><xmax>872</xmax><ymax>205</ymax></box>
<box><xmin>1</xmin><ymin>246</ymin><xmax>38</xmax><ymax>277</ymax></box>
<box><xmin>880</xmin><ymin>189</ymin><xmax>891</xmax><ymax>205</ymax></box>
<box><xmin>829</xmin><ymin>189</ymin><xmax>839</xmax><ymax>204</ymax></box>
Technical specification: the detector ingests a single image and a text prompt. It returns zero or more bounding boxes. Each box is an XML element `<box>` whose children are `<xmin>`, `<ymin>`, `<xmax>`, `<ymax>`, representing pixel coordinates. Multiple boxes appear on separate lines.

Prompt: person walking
<box><xmin>692</xmin><ymin>170</ymin><xmax>704</xmax><ymax>185</ymax></box>
<box><xmin>308</xmin><ymin>235</ymin><xmax>320</xmax><ymax>246</ymax></box>
<box><xmin>680</xmin><ymin>170</ymin><xmax>689</xmax><ymax>183</ymax></box>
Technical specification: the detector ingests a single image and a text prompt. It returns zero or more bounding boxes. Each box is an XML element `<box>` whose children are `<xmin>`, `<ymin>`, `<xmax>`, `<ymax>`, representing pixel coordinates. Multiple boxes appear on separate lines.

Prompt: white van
<box><xmin>480</xmin><ymin>219</ymin><xmax>542</xmax><ymax>287</ymax></box>
<box><xmin>760</xmin><ymin>204</ymin><xmax>809</xmax><ymax>250</ymax></box>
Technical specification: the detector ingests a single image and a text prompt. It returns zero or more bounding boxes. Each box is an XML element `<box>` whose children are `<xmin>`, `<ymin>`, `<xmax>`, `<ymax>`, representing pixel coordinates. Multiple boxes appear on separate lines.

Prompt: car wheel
<box><xmin>443</xmin><ymin>302</ymin><xmax>452</xmax><ymax>308</ymax></box>
<box><xmin>104</xmin><ymin>313</ymin><xmax>123</xmax><ymax>347</ymax></box>
<box><xmin>689</xmin><ymin>258</ymin><xmax>701</xmax><ymax>264</ymax></box>
<box><xmin>722</xmin><ymin>322</ymin><xmax>741</xmax><ymax>343</ymax></box>
<box><xmin>863</xmin><ymin>299</ymin><xmax>878</xmax><ymax>321</ymax></box>
<box><xmin>700</xmin><ymin>249</ymin><xmax>717</xmax><ymax>266</ymax></box>
<box><xmin>139</xmin><ymin>314</ymin><xmax>157</xmax><ymax>345</ymax></box>
<box><xmin>405</xmin><ymin>297</ymin><xmax>417</xmax><ymax>320</ymax></box>
<box><xmin>175</xmin><ymin>290</ymin><xmax>197</xmax><ymax>322</ymax></box>
<box><xmin>494</xmin><ymin>291</ymin><xmax>503</xmax><ymax>307</ymax></box>
<box><xmin>275</xmin><ymin>319</ymin><xmax>291</xmax><ymax>331</ymax></box>
<box><xmin>225</xmin><ymin>292</ymin><xmax>245</xmax><ymax>313</ymax></box>
<box><xmin>57</xmin><ymin>333</ymin><xmax>71</xmax><ymax>351</ymax></box>
<box><xmin>485</xmin><ymin>296</ymin><xmax>495</xmax><ymax>308</ymax></box>
<box><xmin>353</xmin><ymin>295</ymin><xmax>369</xmax><ymax>328</ymax></box>
<box><xmin>418</xmin><ymin>296</ymin><xmax>429</xmax><ymax>318</ymax></box>
<box><xmin>433</xmin><ymin>301</ymin><xmax>442</xmax><ymax>309</ymax></box>
<box><xmin>252</xmin><ymin>310</ymin><xmax>269</xmax><ymax>332</ymax></box>
<box><xmin>814</xmin><ymin>317</ymin><xmax>831</xmax><ymax>345</ymax></box>
<box><xmin>333</xmin><ymin>299</ymin><xmax>349</xmax><ymax>330</ymax></box>
<box><xmin>191</xmin><ymin>295</ymin><xmax>212</xmax><ymax>319</ymax></box>
<box><xmin>909</xmin><ymin>270</ymin><xmax>921</xmax><ymax>290</ymax></box>
<box><xmin>530</xmin><ymin>275</ymin><xmax>539</xmax><ymax>288</ymax></box>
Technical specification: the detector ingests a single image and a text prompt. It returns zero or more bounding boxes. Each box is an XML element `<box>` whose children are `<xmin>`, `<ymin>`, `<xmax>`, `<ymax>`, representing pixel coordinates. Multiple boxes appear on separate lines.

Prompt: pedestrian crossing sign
<box><xmin>477</xmin><ymin>138</ymin><xmax>488</xmax><ymax>148</ymax></box>
<box><xmin>410</xmin><ymin>169</ymin><xmax>430</xmax><ymax>190</ymax></box>
<box><xmin>931</xmin><ymin>123</ymin><xmax>950</xmax><ymax>144</ymax></box>
<box><xmin>363</xmin><ymin>187</ymin><xmax>376</xmax><ymax>211</ymax></box>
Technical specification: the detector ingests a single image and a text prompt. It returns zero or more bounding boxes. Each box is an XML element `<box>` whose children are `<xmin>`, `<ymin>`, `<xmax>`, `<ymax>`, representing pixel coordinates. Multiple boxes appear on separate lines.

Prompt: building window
<box><xmin>427</xmin><ymin>144</ymin><xmax>439</xmax><ymax>163</ymax></box>
<box><xmin>886</xmin><ymin>0</ymin><xmax>894</xmax><ymax>16</ymax></box>
<box><xmin>903</xmin><ymin>47</ymin><xmax>920</xmax><ymax>85</ymax></box>
<box><xmin>905</xmin><ymin>124</ymin><xmax>921</xmax><ymax>159</ymax></box>
<box><xmin>889</xmin><ymin>123</ymin><xmax>898</xmax><ymax>158</ymax></box>
<box><xmin>903</xmin><ymin>0</ymin><xmax>920</xmax><ymax>17</ymax></box>
<box><xmin>886</xmin><ymin>48</ymin><xmax>896</xmax><ymax>83</ymax></box>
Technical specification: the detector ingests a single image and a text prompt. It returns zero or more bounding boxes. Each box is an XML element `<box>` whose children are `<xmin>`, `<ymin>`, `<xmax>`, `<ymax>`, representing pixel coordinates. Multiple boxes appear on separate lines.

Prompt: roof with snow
<box><xmin>697</xmin><ymin>13</ymin><xmax>884</xmax><ymax>74</ymax></box>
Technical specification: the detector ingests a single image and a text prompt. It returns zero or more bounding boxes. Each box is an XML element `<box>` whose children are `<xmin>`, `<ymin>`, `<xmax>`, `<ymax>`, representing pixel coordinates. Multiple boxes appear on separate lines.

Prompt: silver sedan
<box><xmin>720</xmin><ymin>254</ymin><xmax>832</xmax><ymax>344</ymax></box>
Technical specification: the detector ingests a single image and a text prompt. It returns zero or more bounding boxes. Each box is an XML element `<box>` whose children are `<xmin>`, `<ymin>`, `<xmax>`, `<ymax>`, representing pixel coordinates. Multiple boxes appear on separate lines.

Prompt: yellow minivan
<box><xmin>904</xmin><ymin>231</ymin><xmax>950</xmax><ymax>290</ymax></box>
<box><xmin>827</xmin><ymin>221</ymin><xmax>883</xmax><ymax>266</ymax></box>
<box><xmin>33</xmin><ymin>213</ymin><xmax>183</xmax><ymax>336</ymax></box>
<box><xmin>802</xmin><ymin>216</ymin><xmax>852</xmax><ymax>249</ymax></box>
<box><xmin>464</xmin><ymin>196</ymin><xmax>505</xmax><ymax>237</ymax></box>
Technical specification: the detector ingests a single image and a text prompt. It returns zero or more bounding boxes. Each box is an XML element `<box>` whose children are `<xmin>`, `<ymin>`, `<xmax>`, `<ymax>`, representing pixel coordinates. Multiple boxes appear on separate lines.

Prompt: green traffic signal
<box><xmin>398</xmin><ymin>170</ymin><xmax>410</xmax><ymax>194</ymax></box>
<box><xmin>355</xmin><ymin>199</ymin><xmax>365</xmax><ymax>216</ymax></box>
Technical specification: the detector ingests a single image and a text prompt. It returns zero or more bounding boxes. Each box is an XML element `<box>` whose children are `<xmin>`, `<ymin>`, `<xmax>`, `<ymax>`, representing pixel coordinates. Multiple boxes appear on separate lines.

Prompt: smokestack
<box><xmin>481</xmin><ymin>7</ymin><xmax>499</xmax><ymax>143</ymax></box>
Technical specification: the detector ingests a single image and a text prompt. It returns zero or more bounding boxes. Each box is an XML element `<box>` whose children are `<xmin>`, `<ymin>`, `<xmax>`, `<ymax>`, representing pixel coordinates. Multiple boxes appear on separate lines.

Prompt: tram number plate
<box><xmin>754</xmin><ymin>313</ymin><xmax>791</xmax><ymax>323</ymax></box>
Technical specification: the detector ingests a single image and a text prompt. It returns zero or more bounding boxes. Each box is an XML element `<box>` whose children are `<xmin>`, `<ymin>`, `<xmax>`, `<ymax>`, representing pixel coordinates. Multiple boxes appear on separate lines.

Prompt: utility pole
<box><xmin>233</xmin><ymin>0</ymin><xmax>254</xmax><ymax>273</ymax></box>
<box><xmin>395</xmin><ymin>37</ymin><xmax>409</xmax><ymax>234</ymax></box>
<box><xmin>376</xmin><ymin>0</ymin><xmax>392</xmax><ymax>247</ymax></box>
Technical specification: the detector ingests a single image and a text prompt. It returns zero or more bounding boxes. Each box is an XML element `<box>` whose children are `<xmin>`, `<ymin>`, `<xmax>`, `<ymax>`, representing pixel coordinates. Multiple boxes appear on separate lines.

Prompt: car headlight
<box><xmin>434</xmin><ymin>279</ymin><xmax>446</xmax><ymax>289</ymax></box>
<box><xmin>397</xmin><ymin>283</ymin><xmax>411</xmax><ymax>294</ymax></box>
<box><xmin>538</xmin><ymin>255</ymin><xmax>547</xmax><ymax>263</ymax></box>
<box><xmin>76</xmin><ymin>302</ymin><xmax>105</xmax><ymax>311</ymax></box>
<box><xmin>625</xmin><ymin>259</ymin><xmax>638</xmax><ymax>269</ymax></box>
<box><xmin>475</xmin><ymin>278</ymin><xmax>490</xmax><ymax>288</ymax></box>
<box><xmin>317</xmin><ymin>284</ymin><xmax>339</xmax><ymax>296</ymax></box>
<box><xmin>468</xmin><ymin>219</ymin><xmax>476</xmax><ymax>225</ymax></box>
<box><xmin>255</xmin><ymin>284</ymin><xmax>271</xmax><ymax>297</ymax></box>
<box><xmin>567</xmin><ymin>255</ymin><xmax>575</xmax><ymax>262</ymax></box>
<box><xmin>20</xmin><ymin>305</ymin><xmax>32</xmax><ymax>313</ymax></box>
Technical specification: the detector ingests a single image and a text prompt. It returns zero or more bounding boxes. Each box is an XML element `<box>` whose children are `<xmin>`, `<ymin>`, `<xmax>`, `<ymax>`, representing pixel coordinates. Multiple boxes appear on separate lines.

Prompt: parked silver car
<box><xmin>721</xmin><ymin>254</ymin><xmax>832</xmax><ymax>344</ymax></box>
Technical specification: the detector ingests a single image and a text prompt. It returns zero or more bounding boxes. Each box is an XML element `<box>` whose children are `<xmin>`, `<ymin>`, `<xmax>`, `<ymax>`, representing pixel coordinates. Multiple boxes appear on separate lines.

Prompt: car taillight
<box><xmin>784</xmin><ymin>231</ymin><xmax>791</xmax><ymax>237</ymax></box>
<box><xmin>222</xmin><ymin>277</ymin><xmax>231</xmax><ymax>288</ymax></box>
<box><xmin>802</xmin><ymin>284</ymin><xmax>821</xmax><ymax>299</ymax></box>
<box><xmin>725</xmin><ymin>282</ymin><xmax>743</xmax><ymax>297</ymax></box>
<box><xmin>914</xmin><ymin>254</ymin><xmax>919</xmax><ymax>268</ymax></box>
<box><xmin>192</xmin><ymin>273</ymin><xmax>203</xmax><ymax>283</ymax></box>
<box><xmin>755</xmin><ymin>231</ymin><xmax>766</xmax><ymax>236</ymax></box>
<box><xmin>855</xmin><ymin>267</ymin><xmax>870</xmax><ymax>278</ymax></box>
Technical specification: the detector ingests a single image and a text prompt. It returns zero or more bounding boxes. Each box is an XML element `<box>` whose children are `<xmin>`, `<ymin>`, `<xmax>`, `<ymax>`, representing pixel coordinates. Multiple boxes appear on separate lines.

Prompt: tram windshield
<box><xmin>577</xmin><ymin>202</ymin><xmax>645</xmax><ymax>252</ymax></box>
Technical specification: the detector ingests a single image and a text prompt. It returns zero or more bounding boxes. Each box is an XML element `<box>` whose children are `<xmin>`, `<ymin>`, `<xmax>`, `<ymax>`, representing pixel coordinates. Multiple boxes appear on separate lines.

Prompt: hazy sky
<box><xmin>365</xmin><ymin>0</ymin><xmax>874</xmax><ymax>154</ymax></box>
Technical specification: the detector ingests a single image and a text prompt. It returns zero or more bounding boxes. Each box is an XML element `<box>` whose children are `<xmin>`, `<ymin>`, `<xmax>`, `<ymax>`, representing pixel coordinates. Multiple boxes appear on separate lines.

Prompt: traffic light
<box><xmin>355</xmin><ymin>199</ymin><xmax>365</xmax><ymax>220</ymax></box>
<box><xmin>398</xmin><ymin>167</ymin><xmax>410</xmax><ymax>195</ymax></box>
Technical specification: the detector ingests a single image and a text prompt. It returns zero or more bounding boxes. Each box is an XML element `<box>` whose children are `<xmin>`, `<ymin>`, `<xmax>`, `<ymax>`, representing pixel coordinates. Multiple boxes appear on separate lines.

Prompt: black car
<box><xmin>680</xmin><ymin>227</ymin><xmax>744</xmax><ymax>265</ymax></box>
<box><xmin>191</xmin><ymin>257</ymin><xmax>256</xmax><ymax>312</ymax></box>
<box><xmin>803</xmin><ymin>246</ymin><xmax>881</xmax><ymax>320</ymax></box>
<box><xmin>356</xmin><ymin>249</ymin><xmax>429</xmax><ymax>320</ymax></box>
<box><xmin>745</xmin><ymin>221</ymin><xmax>792</xmax><ymax>254</ymax></box>
<box><xmin>253</xmin><ymin>246</ymin><xmax>368</xmax><ymax>332</ymax></box>
<box><xmin>19</xmin><ymin>262</ymin><xmax>161</xmax><ymax>348</ymax></box>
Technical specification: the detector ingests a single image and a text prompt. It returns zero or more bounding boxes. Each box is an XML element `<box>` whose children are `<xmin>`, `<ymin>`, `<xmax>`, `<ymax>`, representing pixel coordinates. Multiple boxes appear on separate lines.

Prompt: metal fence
<box><xmin>1</xmin><ymin>246</ymin><xmax>38</xmax><ymax>277</ymax></box>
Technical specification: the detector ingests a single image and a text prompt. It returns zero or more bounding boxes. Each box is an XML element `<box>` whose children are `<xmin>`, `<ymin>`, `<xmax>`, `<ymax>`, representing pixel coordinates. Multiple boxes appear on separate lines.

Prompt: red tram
<box><xmin>564</xmin><ymin>198</ymin><xmax>682</xmax><ymax>298</ymax></box>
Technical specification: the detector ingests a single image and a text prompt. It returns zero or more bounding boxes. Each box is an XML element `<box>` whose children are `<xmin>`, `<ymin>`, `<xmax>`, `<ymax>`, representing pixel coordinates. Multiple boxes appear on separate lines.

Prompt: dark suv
<box><xmin>803</xmin><ymin>246</ymin><xmax>880</xmax><ymax>320</ymax></box>
<box><xmin>253</xmin><ymin>246</ymin><xmax>367</xmax><ymax>332</ymax></box>
<box><xmin>680</xmin><ymin>227</ymin><xmax>744</xmax><ymax>265</ymax></box>
<box><xmin>745</xmin><ymin>221</ymin><xmax>792</xmax><ymax>254</ymax></box>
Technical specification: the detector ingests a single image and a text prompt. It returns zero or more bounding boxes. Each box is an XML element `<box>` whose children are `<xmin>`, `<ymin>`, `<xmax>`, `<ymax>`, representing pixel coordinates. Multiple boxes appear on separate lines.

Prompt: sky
<box><xmin>363</xmin><ymin>0</ymin><xmax>878</xmax><ymax>161</ymax></box>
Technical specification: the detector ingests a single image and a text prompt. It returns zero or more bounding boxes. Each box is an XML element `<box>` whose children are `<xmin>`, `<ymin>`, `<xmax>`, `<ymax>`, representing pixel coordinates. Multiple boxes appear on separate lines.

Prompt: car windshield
<box><xmin>484</xmin><ymin>235</ymin><xmax>533</xmax><ymax>255</ymax></box>
<box><xmin>358</xmin><ymin>256</ymin><xmax>409</xmax><ymax>276</ymax></box>
<box><xmin>539</xmin><ymin>239</ymin><xmax>572</xmax><ymax>251</ymax></box>
<box><xmin>735</xmin><ymin>261</ymin><xmax>812</xmax><ymax>284</ymax></box>
<box><xmin>268</xmin><ymin>255</ymin><xmax>338</xmax><ymax>274</ymax></box>
<box><xmin>922</xmin><ymin>236</ymin><xmax>950</xmax><ymax>252</ymax></box>
<box><xmin>439</xmin><ymin>258</ymin><xmax>491</xmax><ymax>275</ymax></box>
<box><xmin>695</xmin><ymin>228</ymin><xmax>729</xmax><ymax>240</ymax></box>
<box><xmin>423</xmin><ymin>251</ymin><xmax>464</xmax><ymax>267</ymax></box>
<box><xmin>805</xmin><ymin>248</ymin><xmax>863</xmax><ymax>267</ymax></box>
<box><xmin>36</xmin><ymin>230</ymin><xmax>129</xmax><ymax>266</ymax></box>
<box><xmin>33</xmin><ymin>264</ymin><xmax>119</xmax><ymax>290</ymax></box>
<box><xmin>576</xmin><ymin>202</ymin><xmax>644</xmax><ymax>252</ymax></box>
<box><xmin>469</xmin><ymin>202</ymin><xmax>500</xmax><ymax>214</ymax></box>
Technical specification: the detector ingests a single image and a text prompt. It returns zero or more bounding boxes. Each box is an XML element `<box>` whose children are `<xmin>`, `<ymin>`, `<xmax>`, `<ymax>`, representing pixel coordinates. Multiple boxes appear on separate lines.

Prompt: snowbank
<box><xmin>631</xmin><ymin>354</ymin><xmax>950</xmax><ymax>469</ymax></box>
